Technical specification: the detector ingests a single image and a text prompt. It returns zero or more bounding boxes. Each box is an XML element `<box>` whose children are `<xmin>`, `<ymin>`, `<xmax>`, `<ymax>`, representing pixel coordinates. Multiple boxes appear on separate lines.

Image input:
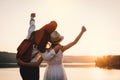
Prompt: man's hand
<box><xmin>81</xmin><ymin>26</ymin><xmax>86</xmax><ymax>33</ymax></box>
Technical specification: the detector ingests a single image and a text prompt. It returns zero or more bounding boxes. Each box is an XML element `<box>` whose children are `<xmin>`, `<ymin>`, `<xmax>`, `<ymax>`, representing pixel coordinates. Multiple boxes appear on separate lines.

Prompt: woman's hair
<box><xmin>37</xmin><ymin>31</ymin><xmax>50</xmax><ymax>53</ymax></box>
<box><xmin>50</xmin><ymin>43</ymin><xmax>58</xmax><ymax>49</ymax></box>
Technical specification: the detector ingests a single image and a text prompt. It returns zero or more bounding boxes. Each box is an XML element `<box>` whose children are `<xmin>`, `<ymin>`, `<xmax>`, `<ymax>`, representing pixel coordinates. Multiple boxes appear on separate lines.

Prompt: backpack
<box><xmin>16</xmin><ymin>32</ymin><xmax>35</xmax><ymax>62</ymax></box>
<box><xmin>16</xmin><ymin>23</ymin><xmax>57</xmax><ymax>63</ymax></box>
<box><xmin>16</xmin><ymin>39</ymin><xmax>33</xmax><ymax>62</ymax></box>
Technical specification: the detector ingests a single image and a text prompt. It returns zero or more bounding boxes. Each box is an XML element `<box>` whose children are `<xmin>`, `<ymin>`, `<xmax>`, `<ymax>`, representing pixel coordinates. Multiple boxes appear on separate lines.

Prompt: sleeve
<box><xmin>28</xmin><ymin>25</ymin><xmax>35</xmax><ymax>33</ymax></box>
<box><xmin>30</xmin><ymin>20</ymin><xmax>35</xmax><ymax>26</ymax></box>
<box><xmin>27</xmin><ymin>20</ymin><xmax>35</xmax><ymax>36</ymax></box>
<box><xmin>41</xmin><ymin>49</ymin><xmax>56</xmax><ymax>61</ymax></box>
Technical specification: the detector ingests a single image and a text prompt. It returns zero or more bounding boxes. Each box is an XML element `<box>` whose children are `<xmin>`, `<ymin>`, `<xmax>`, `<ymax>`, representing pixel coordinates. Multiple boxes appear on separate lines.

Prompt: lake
<box><xmin>0</xmin><ymin>63</ymin><xmax>120</xmax><ymax>80</ymax></box>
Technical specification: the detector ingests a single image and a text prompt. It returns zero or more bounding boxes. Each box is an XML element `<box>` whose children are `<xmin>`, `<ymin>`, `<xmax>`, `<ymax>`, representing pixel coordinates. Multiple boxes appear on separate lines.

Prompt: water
<box><xmin>0</xmin><ymin>63</ymin><xmax>120</xmax><ymax>80</ymax></box>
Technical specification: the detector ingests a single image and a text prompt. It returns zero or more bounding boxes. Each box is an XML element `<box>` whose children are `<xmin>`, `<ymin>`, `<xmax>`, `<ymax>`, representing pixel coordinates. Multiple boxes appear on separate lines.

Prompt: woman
<box><xmin>17</xmin><ymin>20</ymin><xmax>59</xmax><ymax>80</ymax></box>
<box><xmin>42</xmin><ymin>26</ymin><xmax>86</xmax><ymax>80</ymax></box>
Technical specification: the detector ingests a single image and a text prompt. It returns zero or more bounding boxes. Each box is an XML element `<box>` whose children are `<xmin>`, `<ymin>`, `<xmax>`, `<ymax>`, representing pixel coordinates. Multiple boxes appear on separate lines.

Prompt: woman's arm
<box><xmin>42</xmin><ymin>44</ymin><xmax>62</xmax><ymax>60</ymax></box>
<box><xmin>61</xmin><ymin>26</ymin><xmax>86</xmax><ymax>52</ymax></box>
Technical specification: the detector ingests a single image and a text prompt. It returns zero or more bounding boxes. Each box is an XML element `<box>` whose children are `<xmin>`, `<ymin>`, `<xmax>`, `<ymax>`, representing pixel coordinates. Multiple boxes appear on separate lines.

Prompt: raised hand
<box><xmin>81</xmin><ymin>26</ymin><xmax>86</xmax><ymax>33</ymax></box>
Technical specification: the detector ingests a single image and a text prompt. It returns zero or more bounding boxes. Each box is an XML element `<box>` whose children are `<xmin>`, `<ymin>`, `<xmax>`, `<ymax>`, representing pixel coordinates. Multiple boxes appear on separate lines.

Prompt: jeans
<box><xmin>20</xmin><ymin>66</ymin><xmax>39</xmax><ymax>80</ymax></box>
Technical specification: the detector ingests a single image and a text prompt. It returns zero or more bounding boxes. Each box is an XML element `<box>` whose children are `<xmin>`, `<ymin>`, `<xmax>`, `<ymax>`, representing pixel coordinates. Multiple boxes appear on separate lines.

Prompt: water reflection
<box><xmin>0</xmin><ymin>64</ymin><xmax>120</xmax><ymax>80</ymax></box>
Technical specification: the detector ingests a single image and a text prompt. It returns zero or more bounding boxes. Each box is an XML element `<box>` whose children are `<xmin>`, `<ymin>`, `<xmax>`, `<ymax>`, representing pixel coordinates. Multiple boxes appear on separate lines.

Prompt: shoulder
<box><xmin>53</xmin><ymin>44</ymin><xmax>63</xmax><ymax>52</ymax></box>
<box><xmin>54</xmin><ymin>44</ymin><xmax>62</xmax><ymax>49</ymax></box>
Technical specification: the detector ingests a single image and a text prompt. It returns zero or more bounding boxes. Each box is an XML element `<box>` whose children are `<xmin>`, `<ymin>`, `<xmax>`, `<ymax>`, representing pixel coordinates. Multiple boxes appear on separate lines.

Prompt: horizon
<box><xmin>1</xmin><ymin>0</ymin><xmax>120</xmax><ymax>56</ymax></box>
<box><xmin>0</xmin><ymin>51</ymin><xmax>120</xmax><ymax>57</ymax></box>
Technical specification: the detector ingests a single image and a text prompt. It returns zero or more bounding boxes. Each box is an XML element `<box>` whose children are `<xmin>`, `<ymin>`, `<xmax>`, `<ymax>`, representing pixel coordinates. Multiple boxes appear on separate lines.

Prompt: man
<box><xmin>17</xmin><ymin>20</ymin><xmax>58</xmax><ymax>80</ymax></box>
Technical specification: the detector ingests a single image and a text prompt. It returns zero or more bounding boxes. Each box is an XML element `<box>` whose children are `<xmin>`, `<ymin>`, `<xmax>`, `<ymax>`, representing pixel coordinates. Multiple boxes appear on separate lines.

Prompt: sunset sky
<box><xmin>0</xmin><ymin>0</ymin><xmax>120</xmax><ymax>56</ymax></box>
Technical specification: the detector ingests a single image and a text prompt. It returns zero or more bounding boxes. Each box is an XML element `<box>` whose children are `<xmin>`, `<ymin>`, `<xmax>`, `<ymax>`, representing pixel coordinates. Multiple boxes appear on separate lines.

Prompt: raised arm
<box><xmin>61</xmin><ymin>26</ymin><xmax>86</xmax><ymax>52</ymax></box>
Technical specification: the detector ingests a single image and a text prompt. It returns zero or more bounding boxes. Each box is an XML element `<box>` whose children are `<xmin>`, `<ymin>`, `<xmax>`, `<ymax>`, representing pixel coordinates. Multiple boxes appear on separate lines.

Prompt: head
<box><xmin>35</xmin><ymin>20</ymin><xmax>57</xmax><ymax>52</ymax></box>
<box><xmin>46</xmin><ymin>21</ymin><xmax>57</xmax><ymax>33</ymax></box>
<box><xmin>50</xmin><ymin>31</ymin><xmax>64</xmax><ymax>45</ymax></box>
<box><xmin>35</xmin><ymin>20</ymin><xmax>57</xmax><ymax>45</ymax></box>
<box><xmin>49</xmin><ymin>21</ymin><xmax>57</xmax><ymax>27</ymax></box>
<box><xmin>31</xmin><ymin>13</ymin><xmax>36</xmax><ymax>18</ymax></box>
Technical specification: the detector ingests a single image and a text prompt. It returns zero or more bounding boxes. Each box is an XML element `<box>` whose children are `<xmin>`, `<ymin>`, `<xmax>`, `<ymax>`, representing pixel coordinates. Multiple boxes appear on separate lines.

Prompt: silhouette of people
<box><xmin>17</xmin><ymin>18</ymin><xmax>87</xmax><ymax>80</ymax></box>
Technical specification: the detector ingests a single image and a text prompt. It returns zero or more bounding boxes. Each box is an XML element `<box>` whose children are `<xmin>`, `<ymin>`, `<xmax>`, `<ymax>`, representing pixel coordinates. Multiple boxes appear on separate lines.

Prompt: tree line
<box><xmin>95</xmin><ymin>55</ymin><xmax>120</xmax><ymax>69</ymax></box>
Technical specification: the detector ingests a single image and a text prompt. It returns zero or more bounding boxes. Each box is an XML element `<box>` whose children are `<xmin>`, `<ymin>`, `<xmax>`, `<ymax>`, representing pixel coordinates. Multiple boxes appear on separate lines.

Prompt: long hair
<box><xmin>50</xmin><ymin>43</ymin><xmax>57</xmax><ymax>49</ymax></box>
<box><xmin>37</xmin><ymin>31</ymin><xmax>50</xmax><ymax>53</ymax></box>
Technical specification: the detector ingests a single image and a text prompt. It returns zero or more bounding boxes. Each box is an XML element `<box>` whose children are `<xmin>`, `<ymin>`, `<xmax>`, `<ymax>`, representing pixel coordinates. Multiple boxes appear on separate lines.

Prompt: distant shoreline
<box><xmin>0</xmin><ymin>63</ymin><xmax>18</xmax><ymax>68</ymax></box>
<box><xmin>0</xmin><ymin>63</ymin><xmax>95</xmax><ymax>68</ymax></box>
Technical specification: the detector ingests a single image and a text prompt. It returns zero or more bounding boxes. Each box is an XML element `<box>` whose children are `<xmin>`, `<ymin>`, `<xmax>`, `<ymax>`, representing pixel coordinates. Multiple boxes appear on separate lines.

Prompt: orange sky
<box><xmin>0</xmin><ymin>0</ymin><xmax>120</xmax><ymax>56</ymax></box>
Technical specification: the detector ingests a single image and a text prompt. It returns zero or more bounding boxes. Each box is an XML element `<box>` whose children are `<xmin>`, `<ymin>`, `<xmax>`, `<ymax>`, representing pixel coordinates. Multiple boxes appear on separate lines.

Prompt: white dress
<box><xmin>42</xmin><ymin>49</ymin><xmax>67</xmax><ymax>80</ymax></box>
